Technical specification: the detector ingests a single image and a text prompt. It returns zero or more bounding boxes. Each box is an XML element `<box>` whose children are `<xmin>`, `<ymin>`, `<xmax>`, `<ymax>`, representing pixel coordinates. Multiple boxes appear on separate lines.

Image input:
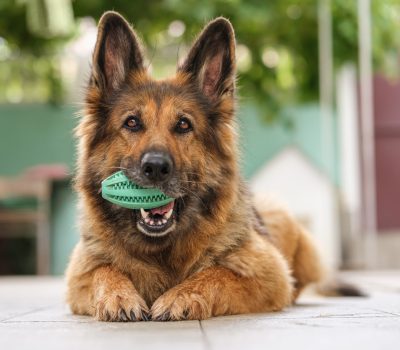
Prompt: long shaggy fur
<box><xmin>66</xmin><ymin>11</ymin><xmax>323</xmax><ymax>321</ymax></box>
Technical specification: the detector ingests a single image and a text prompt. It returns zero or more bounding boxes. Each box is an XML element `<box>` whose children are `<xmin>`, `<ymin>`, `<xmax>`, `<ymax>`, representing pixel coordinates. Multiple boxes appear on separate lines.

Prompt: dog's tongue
<box><xmin>149</xmin><ymin>200</ymin><xmax>174</xmax><ymax>215</ymax></box>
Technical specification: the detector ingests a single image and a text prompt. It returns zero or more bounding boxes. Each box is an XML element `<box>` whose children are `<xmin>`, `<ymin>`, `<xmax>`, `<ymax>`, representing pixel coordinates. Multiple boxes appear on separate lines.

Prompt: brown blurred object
<box><xmin>0</xmin><ymin>164</ymin><xmax>69</xmax><ymax>275</ymax></box>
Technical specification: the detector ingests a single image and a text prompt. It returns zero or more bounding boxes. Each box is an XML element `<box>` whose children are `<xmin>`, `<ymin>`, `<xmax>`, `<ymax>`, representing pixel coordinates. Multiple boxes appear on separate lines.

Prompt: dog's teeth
<box><xmin>140</xmin><ymin>208</ymin><xmax>149</xmax><ymax>219</ymax></box>
<box><xmin>165</xmin><ymin>208</ymin><xmax>173</xmax><ymax>219</ymax></box>
<box><xmin>142</xmin><ymin>207</ymin><xmax>173</xmax><ymax>227</ymax></box>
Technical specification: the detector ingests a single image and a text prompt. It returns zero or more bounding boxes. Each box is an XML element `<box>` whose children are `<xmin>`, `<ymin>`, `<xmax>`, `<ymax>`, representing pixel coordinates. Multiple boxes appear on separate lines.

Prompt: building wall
<box><xmin>0</xmin><ymin>104</ymin><xmax>78</xmax><ymax>274</ymax></box>
<box><xmin>240</xmin><ymin>103</ymin><xmax>339</xmax><ymax>185</ymax></box>
<box><xmin>373</xmin><ymin>75</ymin><xmax>400</xmax><ymax>231</ymax></box>
<box><xmin>0</xmin><ymin>104</ymin><xmax>76</xmax><ymax>176</ymax></box>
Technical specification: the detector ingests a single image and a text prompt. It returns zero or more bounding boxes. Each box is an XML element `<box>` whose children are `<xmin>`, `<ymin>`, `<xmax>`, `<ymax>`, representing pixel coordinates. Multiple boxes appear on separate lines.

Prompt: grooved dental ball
<box><xmin>101</xmin><ymin>171</ymin><xmax>174</xmax><ymax>210</ymax></box>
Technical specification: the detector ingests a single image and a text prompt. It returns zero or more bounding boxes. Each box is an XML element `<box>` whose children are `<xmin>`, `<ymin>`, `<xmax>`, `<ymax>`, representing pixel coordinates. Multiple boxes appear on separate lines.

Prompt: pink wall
<box><xmin>373</xmin><ymin>75</ymin><xmax>400</xmax><ymax>230</ymax></box>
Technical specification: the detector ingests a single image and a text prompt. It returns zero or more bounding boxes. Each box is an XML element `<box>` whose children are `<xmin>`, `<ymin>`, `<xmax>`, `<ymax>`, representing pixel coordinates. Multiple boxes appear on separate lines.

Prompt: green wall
<box><xmin>0</xmin><ymin>104</ymin><xmax>76</xmax><ymax>176</ymax></box>
<box><xmin>0</xmin><ymin>102</ymin><xmax>338</xmax><ymax>275</ymax></box>
<box><xmin>239</xmin><ymin>103</ymin><xmax>339</xmax><ymax>184</ymax></box>
<box><xmin>0</xmin><ymin>104</ymin><xmax>78</xmax><ymax>275</ymax></box>
<box><xmin>51</xmin><ymin>180</ymin><xmax>78</xmax><ymax>274</ymax></box>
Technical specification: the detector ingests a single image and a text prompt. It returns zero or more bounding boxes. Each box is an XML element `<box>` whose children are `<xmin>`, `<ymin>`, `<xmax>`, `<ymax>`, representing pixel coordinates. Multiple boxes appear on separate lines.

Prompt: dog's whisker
<box><xmin>184</xmin><ymin>171</ymin><xmax>204</xmax><ymax>175</ymax></box>
<box><xmin>180</xmin><ymin>180</ymin><xmax>208</xmax><ymax>185</ymax></box>
<box><xmin>181</xmin><ymin>196</ymin><xmax>186</xmax><ymax>209</ymax></box>
<box><xmin>180</xmin><ymin>186</ymin><xmax>207</xmax><ymax>209</ymax></box>
<box><xmin>107</xmin><ymin>166</ymin><xmax>129</xmax><ymax>171</ymax></box>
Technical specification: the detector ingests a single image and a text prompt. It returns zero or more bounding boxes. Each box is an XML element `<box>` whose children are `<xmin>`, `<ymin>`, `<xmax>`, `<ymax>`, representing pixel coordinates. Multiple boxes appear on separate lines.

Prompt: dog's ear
<box><xmin>91</xmin><ymin>11</ymin><xmax>144</xmax><ymax>92</ymax></box>
<box><xmin>179</xmin><ymin>17</ymin><xmax>236</xmax><ymax>101</ymax></box>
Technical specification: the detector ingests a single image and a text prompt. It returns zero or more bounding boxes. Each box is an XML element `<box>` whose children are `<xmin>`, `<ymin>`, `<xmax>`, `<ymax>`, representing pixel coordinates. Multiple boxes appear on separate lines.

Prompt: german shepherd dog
<box><xmin>66</xmin><ymin>11</ymin><xmax>322</xmax><ymax>321</ymax></box>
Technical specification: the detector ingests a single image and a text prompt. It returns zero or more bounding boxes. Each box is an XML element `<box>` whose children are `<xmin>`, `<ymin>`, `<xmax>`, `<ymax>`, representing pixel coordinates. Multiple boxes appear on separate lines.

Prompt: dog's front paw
<box><xmin>151</xmin><ymin>287</ymin><xmax>212</xmax><ymax>321</ymax></box>
<box><xmin>94</xmin><ymin>286</ymin><xmax>150</xmax><ymax>322</ymax></box>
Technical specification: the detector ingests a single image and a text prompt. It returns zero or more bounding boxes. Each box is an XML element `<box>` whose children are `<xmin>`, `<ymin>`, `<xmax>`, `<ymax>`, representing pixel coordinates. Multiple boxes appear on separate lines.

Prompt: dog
<box><xmin>66</xmin><ymin>11</ymin><xmax>323</xmax><ymax>321</ymax></box>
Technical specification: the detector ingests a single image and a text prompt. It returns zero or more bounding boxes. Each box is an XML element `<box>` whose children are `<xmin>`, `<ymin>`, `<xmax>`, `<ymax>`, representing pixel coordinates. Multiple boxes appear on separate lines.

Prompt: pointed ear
<box><xmin>179</xmin><ymin>17</ymin><xmax>236</xmax><ymax>101</ymax></box>
<box><xmin>91</xmin><ymin>11</ymin><xmax>144</xmax><ymax>92</ymax></box>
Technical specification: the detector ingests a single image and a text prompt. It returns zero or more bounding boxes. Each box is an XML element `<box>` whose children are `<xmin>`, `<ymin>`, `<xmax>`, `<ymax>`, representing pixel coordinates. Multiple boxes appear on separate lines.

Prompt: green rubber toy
<box><xmin>101</xmin><ymin>171</ymin><xmax>174</xmax><ymax>209</ymax></box>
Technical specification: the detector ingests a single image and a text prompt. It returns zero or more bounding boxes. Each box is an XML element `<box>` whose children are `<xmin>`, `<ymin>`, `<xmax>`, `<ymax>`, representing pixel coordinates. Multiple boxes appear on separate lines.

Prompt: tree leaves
<box><xmin>1</xmin><ymin>0</ymin><xmax>400</xmax><ymax>118</ymax></box>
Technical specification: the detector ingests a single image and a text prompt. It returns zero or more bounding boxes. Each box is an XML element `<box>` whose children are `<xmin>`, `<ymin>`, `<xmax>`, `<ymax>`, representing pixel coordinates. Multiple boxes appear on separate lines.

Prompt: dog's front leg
<box><xmin>151</xmin><ymin>236</ymin><xmax>293</xmax><ymax>320</ymax></box>
<box><xmin>91</xmin><ymin>266</ymin><xmax>150</xmax><ymax>321</ymax></box>
<box><xmin>66</xmin><ymin>244</ymin><xmax>149</xmax><ymax>321</ymax></box>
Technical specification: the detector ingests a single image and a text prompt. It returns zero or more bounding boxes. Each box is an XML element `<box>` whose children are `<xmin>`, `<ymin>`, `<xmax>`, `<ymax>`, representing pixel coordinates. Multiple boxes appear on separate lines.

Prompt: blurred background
<box><xmin>0</xmin><ymin>0</ymin><xmax>399</xmax><ymax>275</ymax></box>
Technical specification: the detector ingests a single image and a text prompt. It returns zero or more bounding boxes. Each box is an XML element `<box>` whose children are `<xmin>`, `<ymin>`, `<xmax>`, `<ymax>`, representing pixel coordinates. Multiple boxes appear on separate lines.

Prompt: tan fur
<box><xmin>66</xmin><ymin>12</ymin><xmax>323</xmax><ymax>321</ymax></box>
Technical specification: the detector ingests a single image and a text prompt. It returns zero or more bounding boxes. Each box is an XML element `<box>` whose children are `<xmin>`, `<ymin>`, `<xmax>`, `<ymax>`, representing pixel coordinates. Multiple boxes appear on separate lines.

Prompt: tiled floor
<box><xmin>0</xmin><ymin>271</ymin><xmax>399</xmax><ymax>350</ymax></box>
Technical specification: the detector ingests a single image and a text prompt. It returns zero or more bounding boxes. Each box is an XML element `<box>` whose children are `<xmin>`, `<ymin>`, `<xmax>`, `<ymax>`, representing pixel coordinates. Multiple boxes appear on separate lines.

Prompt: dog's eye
<box><xmin>175</xmin><ymin>117</ymin><xmax>193</xmax><ymax>134</ymax></box>
<box><xmin>123</xmin><ymin>116</ymin><xmax>142</xmax><ymax>131</ymax></box>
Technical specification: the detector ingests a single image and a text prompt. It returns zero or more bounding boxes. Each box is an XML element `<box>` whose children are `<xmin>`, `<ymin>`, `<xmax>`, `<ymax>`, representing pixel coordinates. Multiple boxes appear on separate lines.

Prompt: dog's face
<box><xmin>79</xmin><ymin>12</ymin><xmax>238</xmax><ymax>249</ymax></box>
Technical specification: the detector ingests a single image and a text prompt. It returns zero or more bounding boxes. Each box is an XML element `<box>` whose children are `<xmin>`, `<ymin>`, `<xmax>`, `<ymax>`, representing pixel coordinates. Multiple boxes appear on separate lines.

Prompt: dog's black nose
<box><xmin>141</xmin><ymin>151</ymin><xmax>173</xmax><ymax>183</ymax></box>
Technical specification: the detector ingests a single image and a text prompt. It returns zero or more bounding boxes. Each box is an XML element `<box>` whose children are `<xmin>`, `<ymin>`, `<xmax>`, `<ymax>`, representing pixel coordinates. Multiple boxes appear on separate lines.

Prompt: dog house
<box><xmin>250</xmin><ymin>146</ymin><xmax>340</xmax><ymax>269</ymax></box>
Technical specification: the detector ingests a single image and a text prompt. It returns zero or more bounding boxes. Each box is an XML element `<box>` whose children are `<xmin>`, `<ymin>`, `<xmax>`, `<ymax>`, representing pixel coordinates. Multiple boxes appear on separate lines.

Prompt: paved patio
<box><xmin>0</xmin><ymin>271</ymin><xmax>399</xmax><ymax>350</ymax></box>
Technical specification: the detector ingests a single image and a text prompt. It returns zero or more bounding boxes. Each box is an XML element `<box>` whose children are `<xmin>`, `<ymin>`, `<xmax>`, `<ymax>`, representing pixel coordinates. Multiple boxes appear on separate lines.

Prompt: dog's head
<box><xmin>77</xmin><ymin>12</ymin><xmax>239</xmax><ymax>249</ymax></box>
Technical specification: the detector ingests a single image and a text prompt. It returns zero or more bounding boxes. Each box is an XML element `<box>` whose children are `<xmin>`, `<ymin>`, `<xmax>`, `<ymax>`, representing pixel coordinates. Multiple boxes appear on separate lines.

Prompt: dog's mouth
<box><xmin>136</xmin><ymin>200</ymin><xmax>178</xmax><ymax>237</ymax></box>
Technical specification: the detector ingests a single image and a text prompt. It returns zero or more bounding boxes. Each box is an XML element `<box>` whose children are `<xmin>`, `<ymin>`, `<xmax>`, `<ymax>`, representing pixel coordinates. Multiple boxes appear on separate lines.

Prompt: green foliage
<box><xmin>0</xmin><ymin>0</ymin><xmax>70</xmax><ymax>104</ymax></box>
<box><xmin>1</xmin><ymin>0</ymin><xmax>400</xmax><ymax>118</ymax></box>
<box><xmin>0</xmin><ymin>54</ymin><xmax>64</xmax><ymax>104</ymax></box>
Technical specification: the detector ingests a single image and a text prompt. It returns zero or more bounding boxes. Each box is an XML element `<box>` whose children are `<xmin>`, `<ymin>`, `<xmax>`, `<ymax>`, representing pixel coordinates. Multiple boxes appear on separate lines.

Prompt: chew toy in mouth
<box><xmin>101</xmin><ymin>171</ymin><xmax>176</xmax><ymax>236</ymax></box>
<box><xmin>101</xmin><ymin>171</ymin><xmax>174</xmax><ymax>209</ymax></box>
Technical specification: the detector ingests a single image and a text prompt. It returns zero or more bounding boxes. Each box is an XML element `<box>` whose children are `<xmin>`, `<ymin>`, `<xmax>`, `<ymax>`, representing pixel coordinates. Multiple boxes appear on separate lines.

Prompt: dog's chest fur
<box><xmin>109</xmin><ymin>243</ymin><xmax>213</xmax><ymax>305</ymax></box>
